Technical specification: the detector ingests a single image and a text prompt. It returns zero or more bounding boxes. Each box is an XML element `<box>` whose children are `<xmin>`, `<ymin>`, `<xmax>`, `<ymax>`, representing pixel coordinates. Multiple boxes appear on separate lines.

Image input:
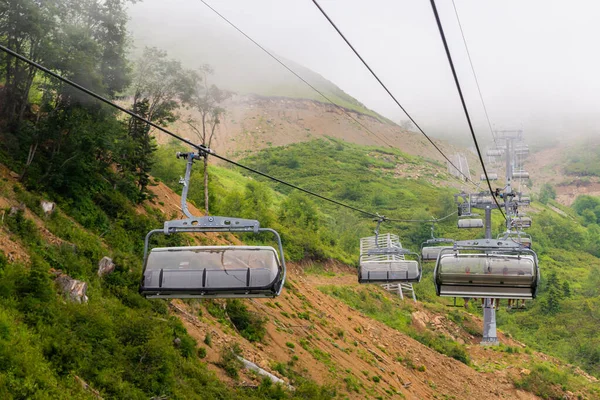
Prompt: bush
<box><xmin>197</xmin><ymin>347</ymin><xmax>207</xmax><ymax>359</ymax></box>
<box><xmin>218</xmin><ymin>343</ymin><xmax>244</xmax><ymax>379</ymax></box>
<box><xmin>226</xmin><ymin>299</ymin><xmax>267</xmax><ymax>343</ymax></box>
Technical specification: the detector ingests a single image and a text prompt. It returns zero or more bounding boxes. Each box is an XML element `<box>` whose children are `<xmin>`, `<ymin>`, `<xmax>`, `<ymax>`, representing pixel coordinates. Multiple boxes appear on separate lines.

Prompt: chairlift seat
<box><xmin>141</xmin><ymin>246</ymin><xmax>282</xmax><ymax>298</ymax></box>
<box><xmin>486</xmin><ymin>149</ymin><xmax>503</xmax><ymax>157</ymax></box>
<box><xmin>458</xmin><ymin>219</ymin><xmax>484</xmax><ymax>228</ymax></box>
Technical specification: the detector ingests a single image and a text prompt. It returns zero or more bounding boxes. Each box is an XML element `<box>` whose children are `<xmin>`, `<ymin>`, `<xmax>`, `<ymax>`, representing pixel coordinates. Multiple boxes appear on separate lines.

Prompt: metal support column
<box><xmin>481</xmin><ymin>206</ymin><xmax>499</xmax><ymax>345</ymax></box>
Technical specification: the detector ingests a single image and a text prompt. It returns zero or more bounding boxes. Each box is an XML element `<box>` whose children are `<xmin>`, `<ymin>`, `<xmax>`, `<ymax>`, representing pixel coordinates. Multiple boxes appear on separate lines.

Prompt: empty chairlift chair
<box><xmin>434</xmin><ymin>239</ymin><xmax>539</xmax><ymax>299</ymax></box>
<box><xmin>359</xmin><ymin>233</ymin><xmax>421</xmax><ymax>283</ymax></box>
<box><xmin>140</xmin><ymin>216</ymin><xmax>286</xmax><ymax>299</ymax></box>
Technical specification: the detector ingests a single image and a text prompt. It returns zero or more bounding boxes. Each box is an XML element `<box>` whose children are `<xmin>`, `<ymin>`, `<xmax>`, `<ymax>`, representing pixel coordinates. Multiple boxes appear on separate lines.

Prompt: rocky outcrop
<box><xmin>54</xmin><ymin>271</ymin><xmax>88</xmax><ymax>303</ymax></box>
<box><xmin>97</xmin><ymin>256</ymin><xmax>115</xmax><ymax>277</ymax></box>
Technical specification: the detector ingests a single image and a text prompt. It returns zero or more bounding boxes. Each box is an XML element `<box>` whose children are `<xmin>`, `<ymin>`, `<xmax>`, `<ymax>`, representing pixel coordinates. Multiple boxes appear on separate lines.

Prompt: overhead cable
<box><xmin>311</xmin><ymin>0</ymin><xmax>479</xmax><ymax>188</ymax></box>
<box><xmin>198</xmin><ymin>0</ymin><xmax>396</xmax><ymax>149</ymax></box>
<box><xmin>0</xmin><ymin>43</ymin><xmax>456</xmax><ymax>224</ymax></box>
<box><xmin>450</xmin><ymin>0</ymin><xmax>498</xmax><ymax>149</ymax></box>
<box><xmin>428</xmin><ymin>0</ymin><xmax>506</xmax><ymax>220</ymax></box>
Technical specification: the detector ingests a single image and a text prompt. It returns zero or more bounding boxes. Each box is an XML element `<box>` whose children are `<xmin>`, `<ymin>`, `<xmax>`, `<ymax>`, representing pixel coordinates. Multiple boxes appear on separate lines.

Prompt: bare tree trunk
<box><xmin>19</xmin><ymin>141</ymin><xmax>38</xmax><ymax>182</ymax></box>
<box><xmin>203</xmin><ymin>154</ymin><xmax>209</xmax><ymax>216</ymax></box>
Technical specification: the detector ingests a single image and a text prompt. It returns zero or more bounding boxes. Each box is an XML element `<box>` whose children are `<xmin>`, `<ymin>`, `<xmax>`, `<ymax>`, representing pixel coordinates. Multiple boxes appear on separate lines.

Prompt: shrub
<box><xmin>197</xmin><ymin>347</ymin><xmax>207</xmax><ymax>359</ymax></box>
<box><xmin>218</xmin><ymin>343</ymin><xmax>244</xmax><ymax>379</ymax></box>
<box><xmin>204</xmin><ymin>333</ymin><xmax>212</xmax><ymax>347</ymax></box>
<box><xmin>226</xmin><ymin>299</ymin><xmax>267</xmax><ymax>343</ymax></box>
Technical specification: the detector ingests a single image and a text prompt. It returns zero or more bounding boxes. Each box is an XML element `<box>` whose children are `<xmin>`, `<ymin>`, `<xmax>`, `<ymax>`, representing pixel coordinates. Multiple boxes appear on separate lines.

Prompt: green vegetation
<box><xmin>513</xmin><ymin>362</ymin><xmax>597</xmax><ymax>400</ymax></box>
<box><xmin>152</xmin><ymin>138</ymin><xmax>460</xmax><ymax>265</ymax></box>
<box><xmin>219</xmin><ymin>343</ymin><xmax>244</xmax><ymax>379</ymax></box>
<box><xmin>563</xmin><ymin>142</ymin><xmax>600</xmax><ymax>177</ymax></box>
<box><xmin>225</xmin><ymin>299</ymin><xmax>268</xmax><ymax>343</ymax></box>
<box><xmin>319</xmin><ymin>286</ymin><xmax>470</xmax><ymax>365</ymax></box>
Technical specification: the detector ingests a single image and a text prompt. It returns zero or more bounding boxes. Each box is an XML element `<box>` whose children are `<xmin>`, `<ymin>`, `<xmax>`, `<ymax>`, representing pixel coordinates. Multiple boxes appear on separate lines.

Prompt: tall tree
<box><xmin>187</xmin><ymin>65</ymin><xmax>232</xmax><ymax>215</ymax></box>
<box><xmin>125</xmin><ymin>47</ymin><xmax>199</xmax><ymax>201</ymax></box>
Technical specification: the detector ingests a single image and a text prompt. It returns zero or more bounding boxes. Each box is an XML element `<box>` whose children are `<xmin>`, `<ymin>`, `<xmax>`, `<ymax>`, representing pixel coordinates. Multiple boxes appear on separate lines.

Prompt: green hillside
<box><xmin>153</xmin><ymin>139</ymin><xmax>600</xmax><ymax>383</ymax></box>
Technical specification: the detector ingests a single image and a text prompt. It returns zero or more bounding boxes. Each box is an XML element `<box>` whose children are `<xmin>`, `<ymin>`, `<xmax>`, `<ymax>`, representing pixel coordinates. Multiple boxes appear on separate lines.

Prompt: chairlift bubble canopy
<box><xmin>512</xmin><ymin>171</ymin><xmax>530</xmax><ymax>179</ymax></box>
<box><xmin>140</xmin><ymin>216</ymin><xmax>286</xmax><ymax>299</ymax></box>
<box><xmin>458</xmin><ymin>218</ymin><xmax>484</xmax><ymax>229</ymax></box>
<box><xmin>434</xmin><ymin>239</ymin><xmax>539</xmax><ymax>299</ymax></box>
<box><xmin>359</xmin><ymin>233</ymin><xmax>421</xmax><ymax>283</ymax></box>
<box><xmin>511</xmin><ymin>216</ymin><xmax>532</xmax><ymax>228</ymax></box>
<box><xmin>480</xmin><ymin>173</ymin><xmax>498</xmax><ymax>181</ymax></box>
<box><xmin>421</xmin><ymin>238</ymin><xmax>455</xmax><ymax>261</ymax></box>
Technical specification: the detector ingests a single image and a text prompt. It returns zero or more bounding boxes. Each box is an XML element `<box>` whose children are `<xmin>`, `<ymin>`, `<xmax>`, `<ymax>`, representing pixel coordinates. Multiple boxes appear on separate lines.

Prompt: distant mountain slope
<box><xmin>127</xmin><ymin>3</ymin><xmax>384</xmax><ymax>120</ymax></box>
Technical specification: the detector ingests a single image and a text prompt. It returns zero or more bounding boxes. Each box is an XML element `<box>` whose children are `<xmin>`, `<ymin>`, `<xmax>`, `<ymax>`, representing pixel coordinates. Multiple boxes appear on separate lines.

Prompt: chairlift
<box><xmin>511</xmin><ymin>216</ymin><xmax>532</xmax><ymax>229</ymax></box>
<box><xmin>458</xmin><ymin>218</ymin><xmax>484</xmax><ymax>229</ymax></box>
<box><xmin>512</xmin><ymin>171</ymin><xmax>530</xmax><ymax>179</ymax></box>
<box><xmin>486</xmin><ymin>149</ymin><xmax>503</xmax><ymax>157</ymax></box>
<box><xmin>434</xmin><ymin>239</ymin><xmax>539</xmax><ymax>299</ymax></box>
<box><xmin>518</xmin><ymin>196</ymin><xmax>531</xmax><ymax>206</ymax></box>
<box><xmin>139</xmin><ymin>152</ymin><xmax>286</xmax><ymax>299</ymax></box>
<box><xmin>420</xmin><ymin>222</ymin><xmax>455</xmax><ymax>261</ymax></box>
<box><xmin>514</xmin><ymin>146</ymin><xmax>529</xmax><ymax>156</ymax></box>
<box><xmin>456</xmin><ymin>193</ymin><xmax>484</xmax><ymax>229</ymax></box>
<box><xmin>480</xmin><ymin>173</ymin><xmax>498</xmax><ymax>181</ymax></box>
<box><xmin>421</xmin><ymin>238</ymin><xmax>455</xmax><ymax>261</ymax></box>
<box><xmin>498</xmin><ymin>231</ymin><xmax>532</xmax><ymax>249</ymax></box>
<box><xmin>359</xmin><ymin>220</ymin><xmax>421</xmax><ymax>283</ymax></box>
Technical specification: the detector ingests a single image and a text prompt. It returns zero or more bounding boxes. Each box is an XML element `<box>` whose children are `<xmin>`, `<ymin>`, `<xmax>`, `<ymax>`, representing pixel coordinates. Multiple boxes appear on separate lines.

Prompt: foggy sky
<box><xmin>128</xmin><ymin>0</ymin><xmax>600</xmax><ymax>145</ymax></box>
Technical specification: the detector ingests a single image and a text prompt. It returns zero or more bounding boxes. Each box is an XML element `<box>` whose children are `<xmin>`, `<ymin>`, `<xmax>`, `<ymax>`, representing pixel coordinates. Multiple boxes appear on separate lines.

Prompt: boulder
<box><xmin>55</xmin><ymin>272</ymin><xmax>88</xmax><ymax>303</ymax></box>
<box><xmin>9</xmin><ymin>203</ymin><xmax>25</xmax><ymax>216</ymax></box>
<box><xmin>97</xmin><ymin>256</ymin><xmax>115</xmax><ymax>277</ymax></box>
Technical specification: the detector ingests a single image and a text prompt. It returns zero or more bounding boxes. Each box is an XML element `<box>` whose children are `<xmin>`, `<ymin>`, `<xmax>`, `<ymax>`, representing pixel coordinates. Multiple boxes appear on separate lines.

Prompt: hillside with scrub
<box><xmin>1</xmin><ymin>1</ymin><xmax>600</xmax><ymax>399</ymax></box>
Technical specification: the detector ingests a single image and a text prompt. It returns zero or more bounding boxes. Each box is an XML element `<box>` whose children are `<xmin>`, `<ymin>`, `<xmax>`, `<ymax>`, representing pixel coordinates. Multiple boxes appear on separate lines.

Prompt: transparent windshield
<box><xmin>146</xmin><ymin>246</ymin><xmax>279</xmax><ymax>272</ymax></box>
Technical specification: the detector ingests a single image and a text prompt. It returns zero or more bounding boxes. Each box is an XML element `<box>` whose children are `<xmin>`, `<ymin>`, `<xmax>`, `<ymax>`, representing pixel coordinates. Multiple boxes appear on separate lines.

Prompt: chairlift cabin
<box><xmin>486</xmin><ymin>149</ymin><xmax>503</xmax><ymax>157</ymax></box>
<box><xmin>480</xmin><ymin>173</ymin><xmax>498</xmax><ymax>181</ymax></box>
<box><xmin>359</xmin><ymin>233</ymin><xmax>421</xmax><ymax>283</ymax></box>
<box><xmin>518</xmin><ymin>195</ymin><xmax>531</xmax><ymax>206</ymax></box>
<box><xmin>499</xmin><ymin>232</ymin><xmax>532</xmax><ymax>249</ymax></box>
<box><xmin>421</xmin><ymin>238</ymin><xmax>455</xmax><ymax>261</ymax></box>
<box><xmin>512</xmin><ymin>171</ymin><xmax>530</xmax><ymax>179</ymax></box>
<box><xmin>434</xmin><ymin>239</ymin><xmax>539</xmax><ymax>299</ymax></box>
<box><xmin>458</xmin><ymin>218</ymin><xmax>484</xmax><ymax>228</ymax></box>
<box><xmin>511</xmin><ymin>216</ymin><xmax>532</xmax><ymax>229</ymax></box>
<box><xmin>140</xmin><ymin>216</ymin><xmax>286</xmax><ymax>299</ymax></box>
<box><xmin>515</xmin><ymin>146</ymin><xmax>530</xmax><ymax>156</ymax></box>
<box><xmin>139</xmin><ymin>152</ymin><xmax>286</xmax><ymax>299</ymax></box>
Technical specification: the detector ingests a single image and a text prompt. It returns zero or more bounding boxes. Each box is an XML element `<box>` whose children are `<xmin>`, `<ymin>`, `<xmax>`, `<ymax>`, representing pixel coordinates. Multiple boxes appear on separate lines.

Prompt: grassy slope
<box><xmin>153</xmin><ymin>138</ymin><xmax>600</xmax><ymax>384</ymax></box>
<box><xmin>0</xmin><ymin>172</ymin><xmax>335</xmax><ymax>399</ymax></box>
<box><xmin>2</xmin><ymin>136</ymin><xmax>600</xmax><ymax>398</ymax></box>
